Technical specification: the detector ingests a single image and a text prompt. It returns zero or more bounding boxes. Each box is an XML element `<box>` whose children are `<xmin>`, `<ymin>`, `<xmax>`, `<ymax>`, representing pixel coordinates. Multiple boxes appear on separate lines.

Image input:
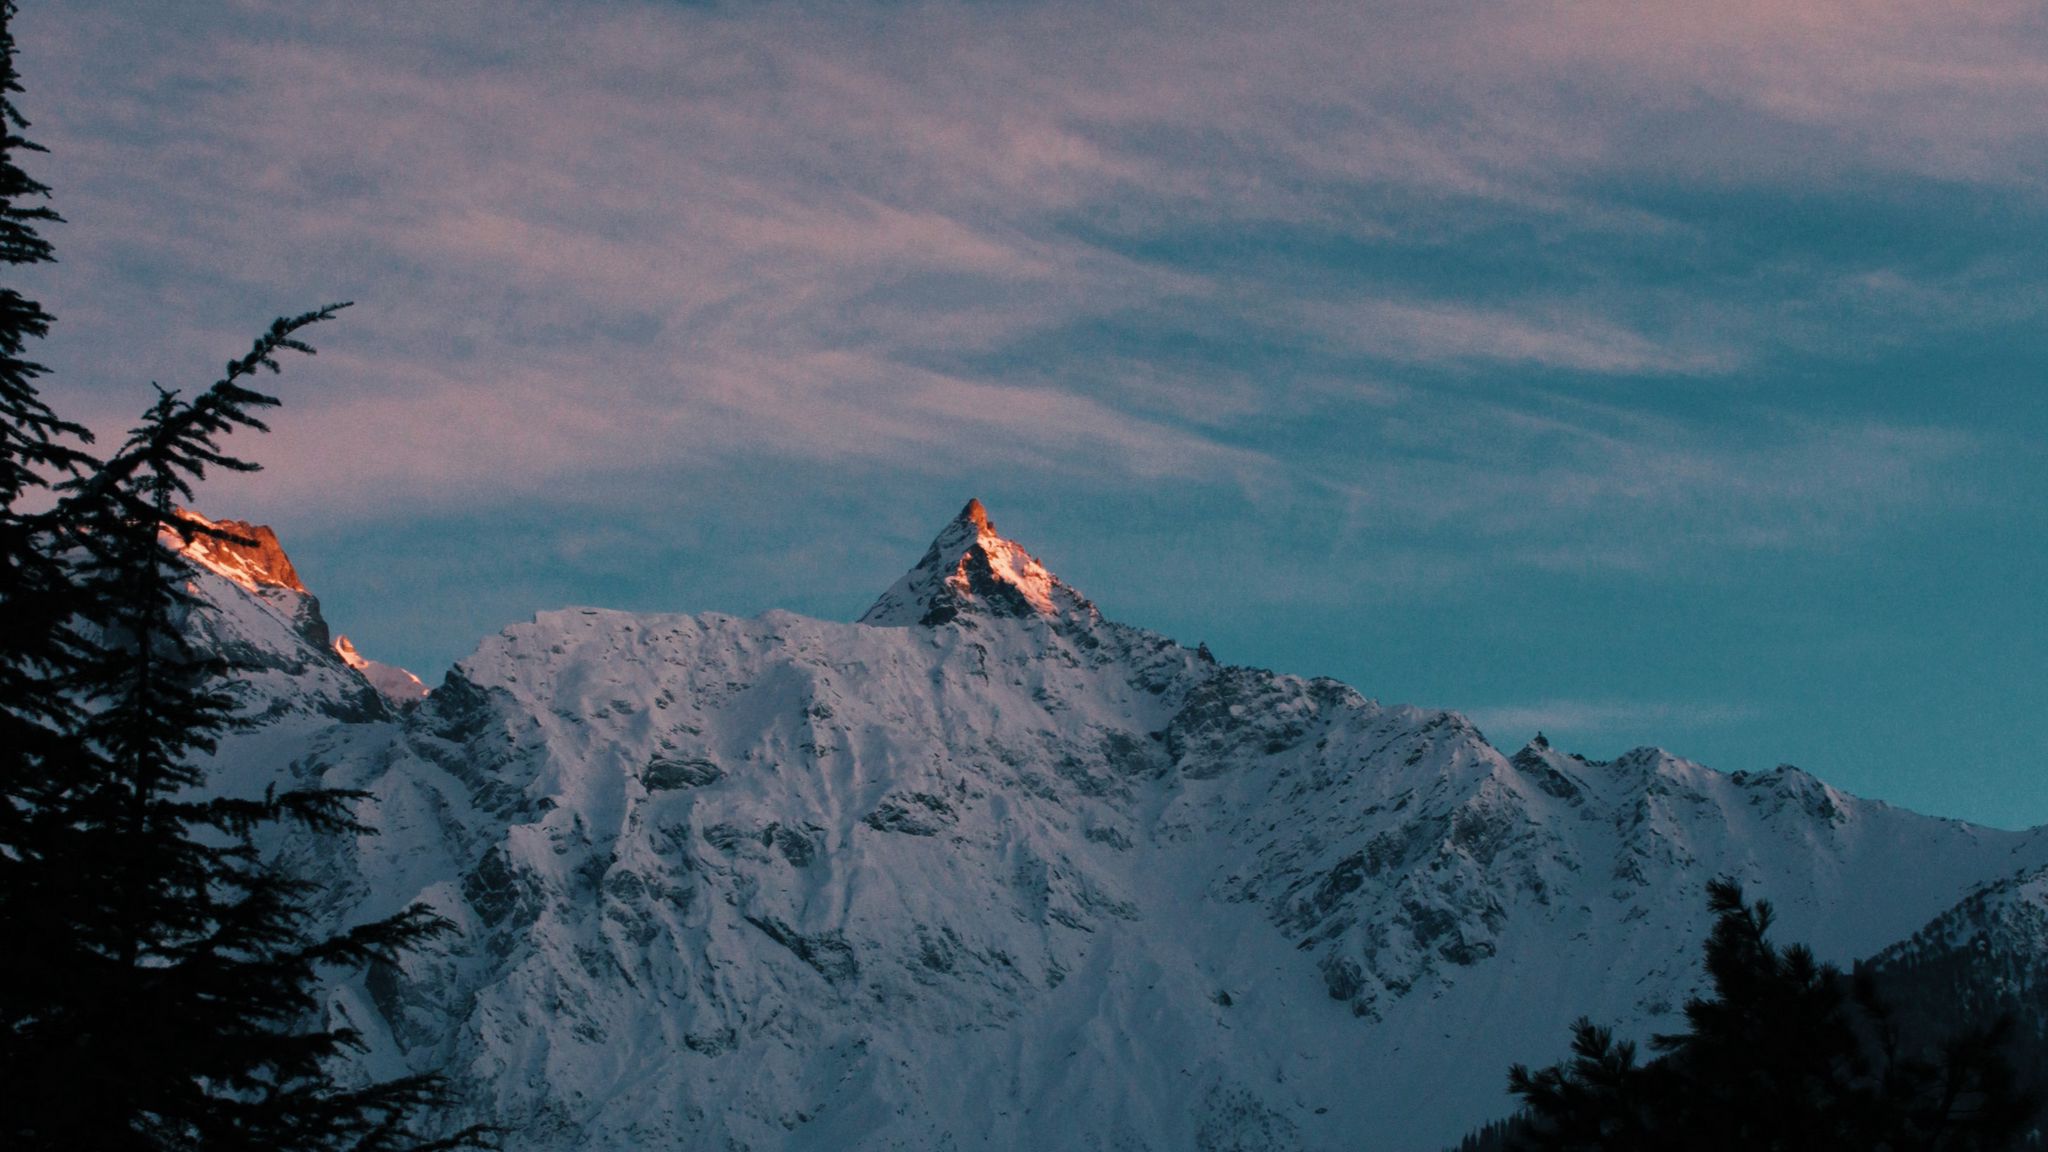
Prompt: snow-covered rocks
<box><xmin>188</xmin><ymin>501</ymin><xmax>2048</xmax><ymax>1152</ymax></box>
<box><xmin>859</xmin><ymin>498</ymin><xmax>1098</xmax><ymax>628</ymax></box>
<box><xmin>336</xmin><ymin>634</ymin><xmax>431</xmax><ymax>702</ymax></box>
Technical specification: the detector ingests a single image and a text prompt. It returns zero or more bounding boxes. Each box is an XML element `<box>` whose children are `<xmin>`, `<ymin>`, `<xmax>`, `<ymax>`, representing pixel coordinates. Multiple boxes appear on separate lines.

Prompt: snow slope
<box><xmin>192</xmin><ymin>500</ymin><xmax>2048</xmax><ymax>1152</ymax></box>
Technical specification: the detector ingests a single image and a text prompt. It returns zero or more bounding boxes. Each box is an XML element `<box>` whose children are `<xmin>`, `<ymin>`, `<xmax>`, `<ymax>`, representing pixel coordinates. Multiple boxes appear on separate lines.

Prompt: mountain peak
<box><xmin>168</xmin><ymin>508</ymin><xmax>429</xmax><ymax>707</ymax></box>
<box><xmin>166</xmin><ymin>508</ymin><xmax>308</xmax><ymax>593</ymax></box>
<box><xmin>860</xmin><ymin>498</ymin><xmax>1096</xmax><ymax>627</ymax></box>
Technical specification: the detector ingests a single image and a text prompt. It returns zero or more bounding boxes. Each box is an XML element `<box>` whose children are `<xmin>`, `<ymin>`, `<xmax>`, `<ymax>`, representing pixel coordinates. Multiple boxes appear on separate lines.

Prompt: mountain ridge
<box><xmin>178</xmin><ymin>500</ymin><xmax>2048</xmax><ymax>1151</ymax></box>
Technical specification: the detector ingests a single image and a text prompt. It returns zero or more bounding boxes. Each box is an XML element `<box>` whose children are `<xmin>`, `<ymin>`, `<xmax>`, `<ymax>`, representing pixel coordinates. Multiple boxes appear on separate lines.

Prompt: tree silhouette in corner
<box><xmin>0</xmin><ymin>0</ymin><xmax>100</xmax><ymax>1127</ymax></box>
<box><xmin>1507</xmin><ymin>878</ymin><xmax>2034</xmax><ymax>1152</ymax></box>
<box><xmin>0</xmin><ymin>4</ymin><xmax>491</xmax><ymax>1149</ymax></box>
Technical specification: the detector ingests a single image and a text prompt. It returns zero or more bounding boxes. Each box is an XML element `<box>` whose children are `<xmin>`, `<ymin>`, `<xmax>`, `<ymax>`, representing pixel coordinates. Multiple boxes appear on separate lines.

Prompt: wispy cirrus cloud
<box><xmin>1466</xmin><ymin>699</ymin><xmax>1765</xmax><ymax>744</ymax></box>
<box><xmin>13</xmin><ymin>0</ymin><xmax>2042</xmax><ymax>557</ymax></box>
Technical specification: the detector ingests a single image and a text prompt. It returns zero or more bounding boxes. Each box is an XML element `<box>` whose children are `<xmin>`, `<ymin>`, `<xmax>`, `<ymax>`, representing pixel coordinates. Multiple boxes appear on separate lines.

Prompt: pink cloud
<box><xmin>13</xmin><ymin>0</ymin><xmax>2037</xmax><ymax>538</ymax></box>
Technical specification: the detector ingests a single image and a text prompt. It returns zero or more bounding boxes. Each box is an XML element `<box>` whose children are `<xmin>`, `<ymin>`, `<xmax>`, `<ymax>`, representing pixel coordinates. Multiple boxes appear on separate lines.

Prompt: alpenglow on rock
<box><xmin>185</xmin><ymin>501</ymin><xmax>2048</xmax><ymax>1152</ymax></box>
<box><xmin>170</xmin><ymin>508</ymin><xmax>309</xmax><ymax>593</ymax></box>
<box><xmin>859</xmin><ymin>498</ymin><xmax>1097</xmax><ymax>627</ymax></box>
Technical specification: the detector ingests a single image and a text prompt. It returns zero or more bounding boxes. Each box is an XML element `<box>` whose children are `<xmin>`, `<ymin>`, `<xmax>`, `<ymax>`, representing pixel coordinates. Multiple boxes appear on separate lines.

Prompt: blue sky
<box><xmin>15</xmin><ymin>1</ymin><xmax>2048</xmax><ymax>826</ymax></box>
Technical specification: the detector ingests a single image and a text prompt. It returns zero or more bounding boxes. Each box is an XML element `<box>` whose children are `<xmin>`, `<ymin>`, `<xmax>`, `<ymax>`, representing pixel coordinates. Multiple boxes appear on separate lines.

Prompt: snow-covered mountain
<box><xmin>183</xmin><ymin>500</ymin><xmax>2048</xmax><ymax>1152</ymax></box>
<box><xmin>1876</xmin><ymin>864</ymin><xmax>2048</xmax><ymax>978</ymax></box>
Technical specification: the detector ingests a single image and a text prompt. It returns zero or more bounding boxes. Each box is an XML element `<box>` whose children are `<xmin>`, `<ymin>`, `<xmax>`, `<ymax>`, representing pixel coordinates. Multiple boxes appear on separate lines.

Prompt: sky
<box><xmin>12</xmin><ymin>1</ymin><xmax>2048</xmax><ymax>828</ymax></box>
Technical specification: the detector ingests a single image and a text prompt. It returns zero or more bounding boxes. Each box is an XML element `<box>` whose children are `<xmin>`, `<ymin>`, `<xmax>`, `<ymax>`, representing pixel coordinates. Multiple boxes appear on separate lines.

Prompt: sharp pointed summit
<box><xmin>860</xmin><ymin>498</ymin><xmax>1096</xmax><ymax>627</ymax></box>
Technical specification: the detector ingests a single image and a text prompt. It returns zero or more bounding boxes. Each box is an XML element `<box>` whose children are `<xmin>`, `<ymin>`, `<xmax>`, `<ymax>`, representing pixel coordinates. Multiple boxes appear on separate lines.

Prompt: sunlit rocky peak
<box><xmin>166</xmin><ymin>508</ymin><xmax>308</xmax><ymax>593</ymax></box>
<box><xmin>859</xmin><ymin>498</ymin><xmax>1097</xmax><ymax>627</ymax></box>
<box><xmin>165</xmin><ymin>508</ymin><xmax>428</xmax><ymax>708</ymax></box>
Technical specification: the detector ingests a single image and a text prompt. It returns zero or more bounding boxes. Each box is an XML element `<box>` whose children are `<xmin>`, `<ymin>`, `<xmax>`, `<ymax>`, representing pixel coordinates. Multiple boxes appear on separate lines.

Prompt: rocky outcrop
<box><xmin>170</xmin><ymin>508</ymin><xmax>308</xmax><ymax>593</ymax></box>
<box><xmin>167</xmin><ymin>509</ymin><xmax>429</xmax><ymax>715</ymax></box>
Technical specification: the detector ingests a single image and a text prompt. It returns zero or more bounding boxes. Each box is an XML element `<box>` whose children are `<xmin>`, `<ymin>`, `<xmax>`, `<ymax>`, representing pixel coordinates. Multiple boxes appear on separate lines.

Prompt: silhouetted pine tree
<box><xmin>0</xmin><ymin>4</ymin><xmax>491</xmax><ymax>1147</ymax></box>
<box><xmin>0</xmin><ymin>0</ymin><xmax>84</xmax><ymax>504</ymax></box>
<box><xmin>1507</xmin><ymin>878</ymin><xmax>2034</xmax><ymax>1152</ymax></box>
<box><xmin>1445</xmin><ymin>1116</ymin><xmax>1532</xmax><ymax>1152</ymax></box>
<box><xmin>16</xmin><ymin>313</ymin><xmax>498</xmax><ymax>1152</ymax></box>
<box><xmin>0</xmin><ymin>0</ymin><xmax>100</xmax><ymax>1116</ymax></box>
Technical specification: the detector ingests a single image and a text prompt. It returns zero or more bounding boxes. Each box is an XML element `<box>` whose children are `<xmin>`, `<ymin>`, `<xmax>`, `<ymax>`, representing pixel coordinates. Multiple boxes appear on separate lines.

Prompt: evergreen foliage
<box><xmin>1506</xmin><ymin>879</ymin><xmax>2035</xmax><ymax>1151</ymax></box>
<box><xmin>0</xmin><ymin>0</ymin><xmax>99</xmax><ymax>1124</ymax></box>
<box><xmin>0</xmin><ymin>5</ymin><xmax>490</xmax><ymax>1149</ymax></box>
<box><xmin>0</xmin><ymin>0</ymin><xmax>91</xmax><ymax>898</ymax></box>
<box><xmin>0</xmin><ymin>0</ymin><xmax>82</xmax><ymax>499</ymax></box>
<box><xmin>1445</xmin><ymin>1116</ymin><xmax>1529</xmax><ymax>1152</ymax></box>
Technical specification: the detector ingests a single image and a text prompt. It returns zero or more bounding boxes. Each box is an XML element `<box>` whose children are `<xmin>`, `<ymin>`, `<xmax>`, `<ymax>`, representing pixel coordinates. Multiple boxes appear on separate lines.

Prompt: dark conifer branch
<box><xmin>0</xmin><ymin>4</ymin><xmax>482</xmax><ymax>1146</ymax></box>
<box><xmin>1505</xmin><ymin>878</ymin><xmax>2037</xmax><ymax>1151</ymax></box>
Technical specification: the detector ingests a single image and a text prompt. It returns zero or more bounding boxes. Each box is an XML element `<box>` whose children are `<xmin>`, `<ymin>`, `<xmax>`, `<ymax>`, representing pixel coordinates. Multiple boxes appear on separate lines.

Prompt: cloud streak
<box><xmin>1466</xmin><ymin>699</ymin><xmax>1765</xmax><ymax>743</ymax></box>
<box><xmin>12</xmin><ymin>0</ymin><xmax>2041</xmax><ymax>558</ymax></box>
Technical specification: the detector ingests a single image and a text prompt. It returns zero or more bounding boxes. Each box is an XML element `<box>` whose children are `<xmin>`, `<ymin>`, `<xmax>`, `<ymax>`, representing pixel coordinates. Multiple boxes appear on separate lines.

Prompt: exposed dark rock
<box><xmin>463</xmin><ymin>846</ymin><xmax>544</xmax><ymax>948</ymax></box>
<box><xmin>767</xmin><ymin>822</ymin><xmax>823</xmax><ymax>867</ymax></box>
<box><xmin>1510</xmin><ymin>743</ymin><xmax>1583</xmax><ymax>802</ymax></box>
<box><xmin>643</xmin><ymin>756</ymin><xmax>723</xmax><ymax>790</ymax></box>
<box><xmin>863</xmin><ymin>791</ymin><xmax>958</xmax><ymax>836</ymax></box>
<box><xmin>1321</xmin><ymin>952</ymin><xmax>1366</xmax><ymax>1001</ymax></box>
<box><xmin>744</xmin><ymin>915</ymin><xmax>859</xmax><ymax>984</ymax></box>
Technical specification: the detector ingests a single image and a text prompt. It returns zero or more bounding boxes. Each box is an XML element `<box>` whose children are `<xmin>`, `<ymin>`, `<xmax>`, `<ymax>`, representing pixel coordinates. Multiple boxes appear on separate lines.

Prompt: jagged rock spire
<box><xmin>860</xmin><ymin>499</ymin><xmax>1096</xmax><ymax>627</ymax></box>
